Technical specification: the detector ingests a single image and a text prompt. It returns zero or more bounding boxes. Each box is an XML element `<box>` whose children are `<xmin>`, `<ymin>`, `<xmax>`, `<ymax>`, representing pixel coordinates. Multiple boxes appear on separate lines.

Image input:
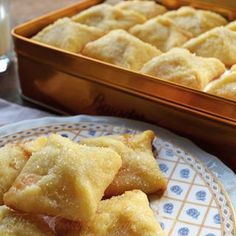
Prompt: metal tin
<box><xmin>12</xmin><ymin>0</ymin><xmax>236</xmax><ymax>169</ymax></box>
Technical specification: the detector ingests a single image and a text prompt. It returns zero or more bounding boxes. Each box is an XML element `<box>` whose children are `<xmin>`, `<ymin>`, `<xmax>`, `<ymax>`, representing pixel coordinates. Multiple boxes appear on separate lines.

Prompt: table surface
<box><xmin>0</xmin><ymin>0</ymin><xmax>79</xmax><ymax>109</ymax></box>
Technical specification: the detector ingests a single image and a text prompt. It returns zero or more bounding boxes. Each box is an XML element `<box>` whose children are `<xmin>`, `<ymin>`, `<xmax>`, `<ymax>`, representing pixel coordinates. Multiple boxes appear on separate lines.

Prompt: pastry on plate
<box><xmin>140</xmin><ymin>48</ymin><xmax>225</xmax><ymax>90</ymax></box>
<box><xmin>0</xmin><ymin>137</ymin><xmax>47</xmax><ymax>205</ymax></box>
<box><xmin>4</xmin><ymin>134</ymin><xmax>122</xmax><ymax>223</ymax></box>
<box><xmin>183</xmin><ymin>27</ymin><xmax>236</xmax><ymax>66</ymax></box>
<box><xmin>0</xmin><ymin>205</ymin><xmax>54</xmax><ymax>236</ymax></box>
<box><xmin>231</xmin><ymin>64</ymin><xmax>236</xmax><ymax>72</ymax></box>
<box><xmin>204</xmin><ymin>71</ymin><xmax>236</xmax><ymax>101</ymax></box>
<box><xmin>164</xmin><ymin>6</ymin><xmax>227</xmax><ymax>37</ymax></box>
<box><xmin>55</xmin><ymin>190</ymin><xmax>164</xmax><ymax>236</ymax></box>
<box><xmin>130</xmin><ymin>16</ymin><xmax>192</xmax><ymax>52</ymax></box>
<box><xmin>82</xmin><ymin>29</ymin><xmax>161</xmax><ymax>71</ymax></box>
<box><xmin>32</xmin><ymin>18</ymin><xmax>104</xmax><ymax>53</ymax></box>
<box><xmin>80</xmin><ymin>130</ymin><xmax>167</xmax><ymax>197</ymax></box>
<box><xmin>72</xmin><ymin>4</ymin><xmax>146</xmax><ymax>32</ymax></box>
<box><xmin>115</xmin><ymin>0</ymin><xmax>167</xmax><ymax>19</ymax></box>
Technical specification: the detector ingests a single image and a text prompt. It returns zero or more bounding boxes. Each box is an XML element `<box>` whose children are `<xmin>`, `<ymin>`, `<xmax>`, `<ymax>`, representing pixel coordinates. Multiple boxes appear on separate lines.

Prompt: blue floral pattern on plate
<box><xmin>163</xmin><ymin>203</ymin><xmax>174</xmax><ymax>214</ymax></box>
<box><xmin>170</xmin><ymin>185</ymin><xmax>183</xmax><ymax>195</ymax></box>
<box><xmin>195</xmin><ymin>190</ymin><xmax>207</xmax><ymax>201</ymax></box>
<box><xmin>180</xmin><ymin>168</ymin><xmax>190</xmax><ymax>179</ymax></box>
<box><xmin>178</xmin><ymin>227</ymin><xmax>189</xmax><ymax>236</ymax></box>
<box><xmin>186</xmin><ymin>208</ymin><xmax>200</xmax><ymax>219</ymax></box>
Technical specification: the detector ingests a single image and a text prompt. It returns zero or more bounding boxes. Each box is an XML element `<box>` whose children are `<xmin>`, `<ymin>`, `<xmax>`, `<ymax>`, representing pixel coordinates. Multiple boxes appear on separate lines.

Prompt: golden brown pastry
<box><xmin>0</xmin><ymin>205</ymin><xmax>54</xmax><ymax>236</ymax></box>
<box><xmin>4</xmin><ymin>134</ymin><xmax>122</xmax><ymax>223</ymax></box>
<box><xmin>32</xmin><ymin>18</ymin><xmax>104</xmax><ymax>53</ymax></box>
<box><xmin>140</xmin><ymin>48</ymin><xmax>225</xmax><ymax>90</ymax></box>
<box><xmin>0</xmin><ymin>137</ymin><xmax>47</xmax><ymax>205</ymax></box>
<box><xmin>72</xmin><ymin>4</ymin><xmax>146</xmax><ymax>32</ymax></box>
<box><xmin>55</xmin><ymin>190</ymin><xmax>164</xmax><ymax>236</ymax></box>
<box><xmin>82</xmin><ymin>29</ymin><xmax>161</xmax><ymax>71</ymax></box>
<box><xmin>231</xmin><ymin>64</ymin><xmax>236</xmax><ymax>72</ymax></box>
<box><xmin>183</xmin><ymin>27</ymin><xmax>236</xmax><ymax>66</ymax></box>
<box><xmin>226</xmin><ymin>20</ymin><xmax>236</xmax><ymax>31</ymax></box>
<box><xmin>164</xmin><ymin>6</ymin><xmax>227</xmax><ymax>37</ymax></box>
<box><xmin>130</xmin><ymin>16</ymin><xmax>192</xmax><ymax>52</ymax></box>
<box><xmin>115</xmin><ymin>1</ymin><xmax>167</xmax><ymax>19</ymax></box>
<box><xmin>80</xmin><ymin>130</ymin><xmax>167</xmax><ymax>197</ymax></box>
<box><xmin>204</xmin><ymin>71</ymin><xmax>236</xmax><ymax>101</ymax></box>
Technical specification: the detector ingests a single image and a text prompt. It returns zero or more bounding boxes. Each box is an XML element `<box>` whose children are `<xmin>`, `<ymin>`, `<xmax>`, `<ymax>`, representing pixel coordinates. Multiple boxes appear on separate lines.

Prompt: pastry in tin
<box><xmin>0</xmin><ymin>205</ymin><xmax>54</xmax><ymax>236</ymax></box>
<box><xmin>115</xmin><ymin>0</ymin><xmax>167</xmax><ymax>19</ymax></box>
<box><xmin>32</xmin><ymin>18</ymin><xmax>104</xmax><ymax>53</ymax></box>
<box><xmin>72</xmin><ymin>4</ymin><xmax>146</xmax><ymax>32</ymax></box>
<box><xmin>82</xmin><ymin>29</ymin><xmax>161</xmax><ymax>71</ymax></box>
<box><xmin>80</xmin><ymin>130</ymin><xmax>167</xmax><ymax>197</ymax></box>
<box><xmin>55</xmin><ymin>190</ymin><xmax>165</xmax><ymax>236</ymax></box>
<box><xmin>130</xmin><ymin>16</ymin><xmax>192</xmax><ymax>52</ymax></box>
<box><xmin>4</xmin><ymin>134</ymin><xmax>122</xmax><ymax>223</ymax></box>
<box><xmin>140</xmin><ymin>48</ymin><xmax>225</xmax><ymax>90</ymax></box>
<box><xmin>226</xmin><ymin>20</ymin><xmax>236</xmax><ymax>31</ymax></box>
<box><xmin>183</xmin><ymin>27</ymin><xmax>236</xmax><ymax>66</ymax></box>
<box><xmin>0</xmin><ymin>137</ymin><xmax>47</xmax><ymax>205</ymax></box>
<box><xmin>164</xmin><ymin>6</ymin><xmax>227</xmax><ymax>37</ymax></box>
<box><xmin>204</xmin><ymin>71</ymin><xmax>236</xmax><ymax>101</ymax></box>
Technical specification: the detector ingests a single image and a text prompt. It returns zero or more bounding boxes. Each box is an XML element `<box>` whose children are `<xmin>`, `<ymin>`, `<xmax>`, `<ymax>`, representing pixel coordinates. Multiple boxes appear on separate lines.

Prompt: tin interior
<box><xmin>11</xmin><ymin>0</ymin><xmax>236</xmax><ymax>168</ymax></box>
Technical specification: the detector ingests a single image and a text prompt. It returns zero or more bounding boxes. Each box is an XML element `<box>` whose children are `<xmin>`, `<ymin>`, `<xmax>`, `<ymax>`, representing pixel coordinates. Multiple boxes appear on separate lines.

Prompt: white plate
<box><xmin>0</xmin><ymin>115</ymin><xmax>235</xmax><ymax>236</ymax></box>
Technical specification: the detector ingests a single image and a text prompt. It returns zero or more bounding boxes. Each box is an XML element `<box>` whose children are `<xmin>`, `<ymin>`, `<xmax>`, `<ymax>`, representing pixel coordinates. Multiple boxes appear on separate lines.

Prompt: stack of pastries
<box><xmin>0</xmin><ymin>131</ymin><xmax>167</xmax><ymax>235</ymax></box>
<box><xmin>31</xmin><ymin>1</ymin><xmax>236</xmax><ymax>101</ymax></box>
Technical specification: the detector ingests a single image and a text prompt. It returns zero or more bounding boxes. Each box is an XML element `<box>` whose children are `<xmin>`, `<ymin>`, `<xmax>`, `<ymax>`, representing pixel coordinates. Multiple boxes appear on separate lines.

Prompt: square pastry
<box><xmin>0</xmin><ymin>205</ymin><xmax>54</xmax><ymax>236</ymax></box>
<box><xmin>0</xmin><ymin>137</ymin><xmax>47</xmax><ymax>205</ymax></box>
<box><xmin>130</xmin><ymin>16</ymin><xmax>192</xmax><ymax>52</ymax></box>
<box><xmin>72</xmin><ymin>4</ymin><xmax>146</xmax><ymax>32</ymax></box>
<box><xmin>115</xmin><ymin>0</ymin><xmax>167</xmax><ymax>19</ymax></box>
<box><xmin>82</xmin><ymin>29</ymin><xmax>161</xmax><ymax>71</ymax></box>
<box><xmin>4</xmin><ymin>134</ymin><xmax>122</xmax><ymax>222</ymax></box>
<box><xmin>183</xmin><ymin>27</ymin><xmax>236</xmax><ymax>66</ymax></box>
<box><xmin>80</xmin><ymin>130</ymin><xmax>167</xmax><ymax>197</ymax></box>
<box><xmin>204</xmin><ymin>71</ymin><xmax>236</xmax><ymax>101</ymax></box>
<box><xmin>140</xmin><ymin>48</ymin><xmax>225</xmax><ymax>90</ymax></box>
<box><xmin>32</xmin><ymin>18</ymin><xmax>104</xmax><ymax>53</ymax></box>
<box><xmin>164</xmin><ymin>6</ymin><xmax>227</xmax><ymax>36</ymax></box>
<box><xmin>55</xmin><ymin>190</ymin><xmax>165</xmax><ymax>236</ymax></box>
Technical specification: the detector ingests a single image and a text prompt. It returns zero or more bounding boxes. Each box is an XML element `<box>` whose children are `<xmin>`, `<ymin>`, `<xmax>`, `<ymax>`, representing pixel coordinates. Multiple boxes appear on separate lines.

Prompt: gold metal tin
<box><xmin>12</xmin><ymin>0</ymin><xmax>236</xmax><ymax>169</ymax></box>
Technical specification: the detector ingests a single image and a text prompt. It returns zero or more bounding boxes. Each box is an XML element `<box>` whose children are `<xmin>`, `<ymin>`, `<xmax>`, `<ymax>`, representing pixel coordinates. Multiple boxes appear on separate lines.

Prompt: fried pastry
<box><xmin>0</xmin><ymin>205</ymin><xmax>54</xmax><ymax>236</ymax></box>
<box><xmin>164</xmin><ymin>6</ymin><xmax>227</xmax><ymax>37</ymax></box>
<box><xmin>0</xmin><ymin>136</ymin><xmax>48</xmax><ymax>205</ymax></box>
<box><xmin>204</xmin><ymin>71</ymin><xmax>236</xmax><ymax>101</ymax></box>
<box><xmin>72</xmin><ymin>4</ymin><xmax>146</xmax><ymax>32</ymax></box>
<box><xmin>82</xmin><ymin>29</ymin><xmax>161</xmax><ymax>71</ymax></box>
<box><xmin>226</xmin><ymin>20</ymin><xmax>236</xmax><ymax>31</ymax></box>
<box><xmin>183</xmin><ymin>27</ymin><xmax>236</xmax><ymax>66</ymax></box>
<box><xmin>130</xmin><ymin>16</ymin><xmax>192</xmax><ymax>52</ymax></box>
<box><xmin>32</xmin><ymin>18</ymin><xmax>104</xmax><ymax>53</ymax></box>
<box><xmin>4</xmin><ymin>134</ymin><xmax>122</xmax><ymax>222</ymax></box>
<box><xmin>56</xmin><ymin>190</ymin><xmax>164</xmax><ymax>236</ymax></box>
<box><xmin>231</xmin><ymin>64</ymin><xmax>236</xmax><ymax>72</ymax></box>
<box><xmin>140</xmin><ymin>48</ymin><xmax>225</xmax><ymax>90</ymax></box>
<box><xmin>0</xmin><ymin>145</ymin><xmax>29</xmax><ymax>205</ymax></box>
<box><xmin>80</xmin><ymin>130</ymin><xmax>167</xmax><ymax>197</ymax></box>
<box><xmin>115</xmin><ymin>1</ymin><xmax>167</xmax><ymax>19</ymax></box>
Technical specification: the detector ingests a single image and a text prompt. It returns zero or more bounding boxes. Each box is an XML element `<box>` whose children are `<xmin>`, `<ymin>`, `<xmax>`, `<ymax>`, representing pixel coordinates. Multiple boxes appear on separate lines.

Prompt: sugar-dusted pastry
<box><xmin>0</xmin><ymin>137</ymin><xmax>48</xmax><ymax>205</ymax></box>
<box><xmin>115</xmin><ymin>0</ymin><xmax>167</xmax><ymax>19</ymax></box>
<box><xmin>0</xmin><ymin>205</ymin><xmax>55</xmax><ymax>236</ymax></box>
<box><xmin>183</xmin><ymin>27</ymin><xmax>236</xmax><ymax>66</ymax></box>
<box><xmin>231</xmin><ymin>64</ymin><xmax>236</xmax><ymax>72</ymax></box>
<box><xmin>130</xmin><ymin>16</ymin><xmax>192</xmax><ymax>52</ymax></box>
<box><xmin>80</xmin><ymin>130</ymin><xmax>167</xmax><ymax>197</ymax></box>
<box><xmin>82</xmin><ymin>29</ymin><xmax>161</xmax><ymax>71</ymax></box>
<box><xmin>140</xmin><ymin>48</ymin><xmax>225</xmax><ymax>90</ymax></box>
<box><xmin>226</xmin><ymin>20</ymin><xmax>236</xmax><ymax>31</ymax></box>
<box><xmin>164</xmin><ymin>6</ymin><xmax>227</xmax><ymax>37</ymax></box>
<box><xmin>72</xmin><ymin>4</ymin><xmax>146</xmax><ymax>32</ymax></box>
<box><xmin>0</xmin><ymin>145</ymin><xmax>29</xmax><ymax>205</ymax></box>
<box><xmin>4</xmin><ymin>134</ymin><xmax>122</xmax><ymax>222</ymax></box>
<box><xmin>32</xmin><ymin>18</ymin><xmax>104</xmax><ymax>53</ymax></box>
<box><xmin>204</xmin><ymin>71</ymin><xmax>236</xmax><ymax>101</ymax></box>
<box><xmin>56</xmin><ymin>190</ymin><xmax>164</xmax><ymax>236</ymax></box>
